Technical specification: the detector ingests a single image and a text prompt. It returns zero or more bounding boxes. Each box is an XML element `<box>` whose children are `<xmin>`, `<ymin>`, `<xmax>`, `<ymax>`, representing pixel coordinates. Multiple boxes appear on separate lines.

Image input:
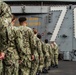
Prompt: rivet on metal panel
<box><xmin>47</xmin><ymin>32</ymin><xmax>52</xmax><ymax>35</ymax></box>
<box><xmin>61</xmin><ymin>34</ymin><xmax>68</xmax><ymax>38</ymax></box>
<box><xmin>69</xmin><ymin>4</ymin><xmax>72</xmax><ymax>10</ymax></box>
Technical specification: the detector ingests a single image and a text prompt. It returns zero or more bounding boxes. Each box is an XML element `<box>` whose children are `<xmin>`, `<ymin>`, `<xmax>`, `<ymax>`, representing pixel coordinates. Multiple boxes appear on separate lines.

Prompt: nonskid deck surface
<box><xmin>41</xmin><ymin>61</ymin><xmax>76</xmax><ymax>75</ymax></box>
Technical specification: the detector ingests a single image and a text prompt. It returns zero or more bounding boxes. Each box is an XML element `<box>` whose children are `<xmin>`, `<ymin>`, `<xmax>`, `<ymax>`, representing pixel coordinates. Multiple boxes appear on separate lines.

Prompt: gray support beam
<box><xmin>11</xmin><ymin>6</ymin><xmax>49</xmax><ymax>13</ymax></box>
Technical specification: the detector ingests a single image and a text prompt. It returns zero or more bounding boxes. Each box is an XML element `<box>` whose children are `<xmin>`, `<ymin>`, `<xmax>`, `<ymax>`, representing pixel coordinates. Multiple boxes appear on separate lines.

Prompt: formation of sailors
<box><xmin>0</xmin><ymin>1</ymin><xmax>59</xmax><ymax>75</ymax></box>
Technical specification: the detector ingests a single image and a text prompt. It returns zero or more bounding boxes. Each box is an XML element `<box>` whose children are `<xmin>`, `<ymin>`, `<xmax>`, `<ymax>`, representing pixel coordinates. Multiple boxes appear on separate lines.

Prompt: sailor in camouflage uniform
<box><xmin>3</xmin><ymin>15</ymin><xmax>22</xmax><ymax>75</ymax></box>
<box><xmin>18</xmin><ymin>17</ymin><xmax>36</xmax><ymax>75</ymax></box>
<box><xmin>44</xmin><ymin>39</ymin><xmax>52</xmax><ymax>70</ymax></box>
<box><xmin>51</xmin><ymin>41</ymin><xmax>59</xmax><ymax>68</ymax></box>
<box><xmin>30</xmin><ymin>28</ymin><xmax>39</xmax><ymax>75</ymax></box>
<box><xmin>37</xmin><ymin>34</ymin><xmax>48</xmax><ymax>73</ymax></box>
<box><xmin>0</xmin><ymin>1</ymin><xmax>12</xmax><ymax>75</ymax></box>
<box><xmin>37</xmin><ymin>34</ymin><xmax>43</xmax><ymax>73</ymax></box>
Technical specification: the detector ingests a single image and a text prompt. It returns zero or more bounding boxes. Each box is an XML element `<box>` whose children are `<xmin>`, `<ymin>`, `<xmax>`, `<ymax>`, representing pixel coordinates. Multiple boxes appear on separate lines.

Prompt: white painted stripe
<box><xmin>50</xmin><ymin>6</ymin><xmax>67</xmax><ymax>41</ymax></box>
<box><xmin>74</xmin><ymin>8</ymin><xmax>76</xmax><ymax>38</ymax></box>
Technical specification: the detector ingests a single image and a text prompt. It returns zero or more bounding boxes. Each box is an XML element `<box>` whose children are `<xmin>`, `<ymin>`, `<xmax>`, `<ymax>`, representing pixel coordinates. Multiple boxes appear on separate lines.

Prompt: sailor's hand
<box><xmin>31</xmin><ymin>55</ymin><xmax>35</xmax><ymax>61</ymax></box>
<box><xmin>0</xmin><ymin>52</ymin><xmax>5</xmax><ymax>60</ymax></box>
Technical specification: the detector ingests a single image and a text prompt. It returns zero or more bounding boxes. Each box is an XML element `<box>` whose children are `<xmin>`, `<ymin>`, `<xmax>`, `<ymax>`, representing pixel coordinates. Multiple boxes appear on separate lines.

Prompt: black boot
<box><xmin>48</xmin><ymin>66</ymin><xmax>51</xmax><ymax>70</ymax></box>
<box><xmin>36</xmin><ymin>72</ymin><xmax>40</xmax><ymax>75</ymax></box>
<box><xmin>55</xmin><ymin>65</ymin><xmax>58</xmax><ymax>68</ymax></box>
<box><xmin>42</xmin><ymin>67</ymin><xmax>48</xmax><ymax>73</ymax></box>
<box><xmin>36</xmin><ymin>70</ymin><xmax>41</xmax><ymax>75</ymax></box>
<box><xmin>51</xmin><ymin>64</ymin><xmax>55</xmax><ymax>68</ymax></box>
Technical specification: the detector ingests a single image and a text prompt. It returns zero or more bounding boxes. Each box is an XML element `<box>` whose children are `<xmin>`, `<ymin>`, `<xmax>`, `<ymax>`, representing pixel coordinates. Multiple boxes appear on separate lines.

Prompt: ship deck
<box><xmin>41</xmin><ymin>61</ymin><xmax>76</xmax><ymax>75</ymax></box>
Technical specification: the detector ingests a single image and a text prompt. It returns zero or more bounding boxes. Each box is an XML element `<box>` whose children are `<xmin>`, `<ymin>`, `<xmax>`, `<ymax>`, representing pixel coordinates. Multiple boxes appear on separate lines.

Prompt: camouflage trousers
<box><xmin>44</xmin><ymin>56</ymin><xmax>51</xmax><ymax>69</ymax></box>
<box><xmin>0</xmin><ymin>60</ymin><xmax>3</xmax><ymax>75</ymax></box>
<box><xmin>54</xmin><ymin>54</ymin><xmax>58</xmax><ymax>65</ymax></box>
<box><xmin>19</xmin><ymin>67</ymin><xmax>30</xmax><ymax>75</ymax></box>
<box><xmin>30</xmin><ymin>55</ymin><xmax>39</xmax><ymax>75</ymax></box>
<box><xmin>51</xmin><ymin>54</ymin><xmax>58</xmax><ymax>66</ymax></box>
<box><xmin>3</xmin><ymin>48</ymin><xmax>19</xmax><ymax>75</ymax></box>
<box><xmin>38</xmin><ymin>56</ymin><xmax>44</xmax><ymax>72</ymax></box>
<box><xmin>19</xmin><ymin>55</ymin><xmax>31</xmax><ymax>75</ymax></box>
<box><xmin>3</xmin><ymin>59</ymin><xmax>19</xmax><ymax>75</ymax></box>
<box><xmin>51</xmin><ymin>53</ymin><xmax>55</xmax><ymax>66</ymax></box>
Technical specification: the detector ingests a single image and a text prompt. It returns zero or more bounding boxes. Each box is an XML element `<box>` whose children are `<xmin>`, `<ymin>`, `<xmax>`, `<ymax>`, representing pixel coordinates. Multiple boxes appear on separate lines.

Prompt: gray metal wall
<box><xmin>14</xmin><ymin>5</ymin><xmax>76</xmax><ymax>52</ymax></box>
<box><xmin>6</xmin><ymin>4</ymin><xmax>76</xmax><ymax>60</ymax></box>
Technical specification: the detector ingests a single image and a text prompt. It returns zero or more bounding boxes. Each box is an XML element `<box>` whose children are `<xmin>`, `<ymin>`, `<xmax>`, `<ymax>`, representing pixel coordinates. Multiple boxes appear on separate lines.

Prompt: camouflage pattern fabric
<box><xmin>30</xmin><ymin>34</ymin><xmax>39</xmax><ymax>75</ymax></box>
<box><xmin>51</xmin><ymin>42</ymin><xmax>59</xmax><ymax>66</ymax></box>
<box><xmin>36</xmin><ymin>39</ymin><xmax>44</xmax><ymax>72</ymax></box>
<box><xmin>0</xmin><ymin>2</ymin><xmax>12</xmax><ymax>75</ymax></box>
<box><xmin>3</xmin><ymin>26</ymin><xmax>21</xmax><ymax>75</ymax></box>
<box><xmin>0</xmin><ymin>60</ymin><xmax>3</xmax><ymax>75</ymax></box>
<box><xmin>0</xmin><ymin>1</ymin><xmax>12</xmax><ymax>53</ymax></box>
<box><xmin>18</xmin><ymin>26</ymin><xmax>36</xmax><ymax>75</ymax></box>
<box><xmin>0</xmin><ymin>1</ymin><xmax>12</xmax><ymax>18</ymax></box>
<box><xmin>44</xmin><ymin>43</ymin><xmax>52</xmax><ymax>69</ymax></box>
